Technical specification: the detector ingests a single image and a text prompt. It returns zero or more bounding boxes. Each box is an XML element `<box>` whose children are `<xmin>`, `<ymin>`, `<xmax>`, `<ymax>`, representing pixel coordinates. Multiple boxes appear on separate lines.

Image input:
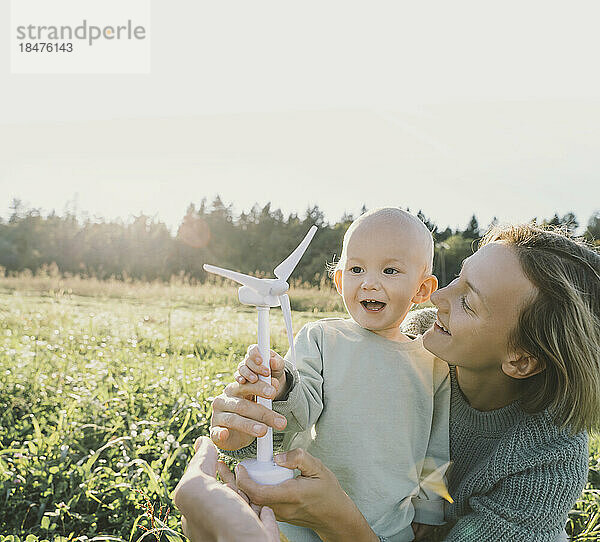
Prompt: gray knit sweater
<box><xmin>403</xmin><ymin>309</ymin><xmax>589</xmax><ymax>542</ymax></box>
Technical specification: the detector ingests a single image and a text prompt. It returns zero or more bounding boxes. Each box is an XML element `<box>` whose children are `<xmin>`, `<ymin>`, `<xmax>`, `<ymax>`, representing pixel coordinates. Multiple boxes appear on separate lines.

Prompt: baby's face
<box><xmin>336</xmin><ymin>221</ymin><xmax>430</xmax><ymax>339</ymax></box>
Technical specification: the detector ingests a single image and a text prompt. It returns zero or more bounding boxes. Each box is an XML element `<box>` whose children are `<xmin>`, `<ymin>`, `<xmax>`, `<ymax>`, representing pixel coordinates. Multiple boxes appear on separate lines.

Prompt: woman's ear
<box><xmin>334</xmin><ymin>269</ymin><xmax>343</xmax><ymax>295</ymax></box>
<box><xmin>501</xmin><ymin>352</ymin><xmax>546</xmax><ymax>379</ymax></box>
<box><xmin>412</xmin><ymin>275</ymin><xmax>438</xmax><ymax>304</ymax></box>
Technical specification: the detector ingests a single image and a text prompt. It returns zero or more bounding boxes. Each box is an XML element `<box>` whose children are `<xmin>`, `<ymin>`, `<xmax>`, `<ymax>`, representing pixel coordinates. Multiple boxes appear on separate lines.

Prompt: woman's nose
<box><xmin>431</xmin><ymin>276</ymin><xmax>459</xmax><ymax>309</ymax></box>
<box><xmin>430</xmin><ymin>286</ymin><xmax>448</xmax><ymax>310</ymax></box>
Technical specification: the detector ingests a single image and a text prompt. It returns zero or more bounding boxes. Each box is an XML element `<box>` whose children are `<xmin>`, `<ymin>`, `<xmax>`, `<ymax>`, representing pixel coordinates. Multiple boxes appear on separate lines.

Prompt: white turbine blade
<box><xmin>203</xmin><ymin>264</ymin><xmax>269</xmax><ymax>295</ymax></box>
<box><xmin>274</xmin><ymin>225</ymin><xmax>317</xmax><ymax>281</ymax></box>
<box><xmin>279</xmin><ymin>294</ymin><xmax>297</xmax><ymax>369</ymax></box>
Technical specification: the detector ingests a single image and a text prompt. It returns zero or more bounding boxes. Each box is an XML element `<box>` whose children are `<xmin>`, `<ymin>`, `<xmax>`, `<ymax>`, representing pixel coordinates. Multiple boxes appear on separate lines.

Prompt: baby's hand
<box><xmin>235</xmin><ymin>345</ymin><xmax>288</xmax><ymax>400</ymax></box>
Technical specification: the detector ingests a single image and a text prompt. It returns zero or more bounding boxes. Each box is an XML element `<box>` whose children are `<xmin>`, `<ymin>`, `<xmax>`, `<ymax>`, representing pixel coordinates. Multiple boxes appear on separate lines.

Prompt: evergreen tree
<box><xmin>543</xmin><ymin>212</ymin><xmax>578</xmax><ymax>234</ymax></box>
<box><xmin>463</xmin><ymin>215</ymin><xmax>480</xmax><ymax>239</ymax></box>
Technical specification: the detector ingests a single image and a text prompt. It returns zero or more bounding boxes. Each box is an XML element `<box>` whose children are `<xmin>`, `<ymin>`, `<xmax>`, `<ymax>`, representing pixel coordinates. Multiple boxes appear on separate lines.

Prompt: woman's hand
<box><xmin>236</xmin><ymin>448</ymin><xmax>379</xmax><ymax>542</ymax></box>
<box><xmin>172</xmin><ymin>436</ymin><xmax>280</xmax><ymax>542</ymax></box>
<box><xmin>210</xmin><ymin>379</ymin><xmax>288</xmax><ymax>451</ymax></box>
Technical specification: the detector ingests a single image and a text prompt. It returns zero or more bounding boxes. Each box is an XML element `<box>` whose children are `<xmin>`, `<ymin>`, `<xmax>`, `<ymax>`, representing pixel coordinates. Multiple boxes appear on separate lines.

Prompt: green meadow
<box><xmin>0</xmin><ymin>277</ymin><xmax>598</xmax><ymax>541</ymax></box>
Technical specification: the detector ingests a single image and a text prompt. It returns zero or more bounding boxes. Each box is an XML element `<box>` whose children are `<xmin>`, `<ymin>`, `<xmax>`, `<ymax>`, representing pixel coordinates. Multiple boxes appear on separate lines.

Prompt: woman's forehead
<box><xmin>465</xmin><ymin>243</ymin><xmax>537</xmax><ymax>305</ymax></box>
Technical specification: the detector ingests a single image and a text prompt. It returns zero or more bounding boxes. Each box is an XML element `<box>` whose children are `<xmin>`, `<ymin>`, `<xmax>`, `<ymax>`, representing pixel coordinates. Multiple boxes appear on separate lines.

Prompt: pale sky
<box><xmin>1</xmin><ymin>0</ymin><xmax>599</xmax><ymax>232</ymax></box>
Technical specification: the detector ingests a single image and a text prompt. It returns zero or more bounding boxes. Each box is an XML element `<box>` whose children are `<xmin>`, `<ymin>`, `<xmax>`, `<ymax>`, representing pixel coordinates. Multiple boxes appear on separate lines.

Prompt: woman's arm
<box><xmin>172</xmin><ymin>437</ymin><xmax>280</xmax><ymax>542</ymax></box>
<box><xmin>236</xmin><ymin>448</ymin><xmax>380</xmax><ymax>542</ymax></box>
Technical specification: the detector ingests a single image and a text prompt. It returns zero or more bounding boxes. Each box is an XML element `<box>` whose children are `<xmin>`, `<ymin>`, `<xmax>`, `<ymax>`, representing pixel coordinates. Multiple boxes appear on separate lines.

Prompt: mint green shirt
<box><xmin>274</xmin><ymin>318</ymin><xmax>450</xmax><ymax>542</ymax></box>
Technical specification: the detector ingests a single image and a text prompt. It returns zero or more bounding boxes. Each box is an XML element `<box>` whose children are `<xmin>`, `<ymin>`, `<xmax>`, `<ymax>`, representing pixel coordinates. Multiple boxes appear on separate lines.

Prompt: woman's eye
<box><xmin>460</xmin><ymin>295</ymin><xmax>472</xmax><ymax>313</ymax></box>
<box><xmin>383</xmin><ymin>268</ymin><xmax>399</xmax><ymax>275</ymax></box>
<box><xmin>350</xmin><ymin>266</ymin><xmax>362</xmax><ymax>273</ymax></box>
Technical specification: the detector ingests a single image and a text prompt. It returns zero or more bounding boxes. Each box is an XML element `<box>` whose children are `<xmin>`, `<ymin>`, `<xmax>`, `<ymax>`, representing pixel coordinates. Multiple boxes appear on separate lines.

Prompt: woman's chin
<box><xmin>423</xmin><ymin>327</ymin><xmax>449</xmax><ymax>360</ymax></box>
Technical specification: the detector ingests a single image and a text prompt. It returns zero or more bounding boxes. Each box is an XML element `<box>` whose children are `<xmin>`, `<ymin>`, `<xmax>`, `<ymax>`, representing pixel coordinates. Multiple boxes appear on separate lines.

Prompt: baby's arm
<box><xmin>412</xmin><ymin>362</ymin><xmax>451</xmax><ymax>526</ymax></box>
<box><xmin>269</xmin><ymin>322</ymin><xmax>325</xmax><ymax>434</ymax></box>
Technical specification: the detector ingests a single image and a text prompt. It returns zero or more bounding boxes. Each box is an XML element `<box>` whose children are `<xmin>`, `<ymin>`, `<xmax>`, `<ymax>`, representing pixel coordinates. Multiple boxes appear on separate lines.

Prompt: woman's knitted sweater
<box><xmin>403</xmin><ymin>309</ymin><xmax>589</xmax><ymax>542</ymax></box>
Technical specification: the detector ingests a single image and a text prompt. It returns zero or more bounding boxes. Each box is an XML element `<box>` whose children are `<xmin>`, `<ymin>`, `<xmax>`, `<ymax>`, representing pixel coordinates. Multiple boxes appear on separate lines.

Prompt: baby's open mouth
<box><xmin>361</xmin><ymin>300</ymin><xmax>386</xmax><ymax>312</ymax></box>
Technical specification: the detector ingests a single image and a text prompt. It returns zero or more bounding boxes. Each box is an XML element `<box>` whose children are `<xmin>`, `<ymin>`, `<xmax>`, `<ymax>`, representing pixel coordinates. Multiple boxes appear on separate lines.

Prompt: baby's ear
<box><xmin>334</xmin><ymin>269</ymin><xmax>343</xmax><ymax>295</ymax></box>
<box><xmin>412</xmin><ymin>275</ymin><xmax>438</xmax><ymax>304</ymax></box>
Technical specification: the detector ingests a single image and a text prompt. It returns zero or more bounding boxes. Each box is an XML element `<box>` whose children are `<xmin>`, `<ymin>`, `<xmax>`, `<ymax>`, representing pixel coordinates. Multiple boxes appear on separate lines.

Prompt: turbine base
<box><xmin>239</xmin><ymin>458</ymin><xmax>295</xmax><ymax>485</ymax></box>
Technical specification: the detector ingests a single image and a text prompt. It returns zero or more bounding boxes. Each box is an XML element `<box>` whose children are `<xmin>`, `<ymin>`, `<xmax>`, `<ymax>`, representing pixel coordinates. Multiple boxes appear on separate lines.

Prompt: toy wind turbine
<box><xmin>204</xmin><ymin>225</ymin><xmax>317</xmax><ymax>485</ymax></box>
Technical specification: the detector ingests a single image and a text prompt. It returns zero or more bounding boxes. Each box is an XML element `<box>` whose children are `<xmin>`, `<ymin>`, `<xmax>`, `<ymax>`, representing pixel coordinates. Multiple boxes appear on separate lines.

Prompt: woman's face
<box><xmin>423</xmin><ymin>242</ymin><xmax>537</xmax><ymax>372</ymax></box>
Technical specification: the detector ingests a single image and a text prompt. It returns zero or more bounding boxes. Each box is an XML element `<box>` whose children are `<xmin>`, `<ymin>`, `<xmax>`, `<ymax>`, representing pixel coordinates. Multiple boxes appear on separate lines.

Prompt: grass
<box><xmin>0</xmin><ymin>269</ymin><xmax>345</xmax><ymax>313</ymax></box>
<box><xmin>0</xmin><ymin>277</ymin><xmax>598</xmax><ymax>541</ymax></box>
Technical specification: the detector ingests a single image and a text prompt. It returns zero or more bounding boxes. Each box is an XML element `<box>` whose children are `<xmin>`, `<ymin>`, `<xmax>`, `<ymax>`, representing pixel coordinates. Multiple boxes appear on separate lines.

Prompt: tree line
<box><xmin>1</xmin><ymin>198</ymin><xmax>599</xmax><ymax>288</ymax></box>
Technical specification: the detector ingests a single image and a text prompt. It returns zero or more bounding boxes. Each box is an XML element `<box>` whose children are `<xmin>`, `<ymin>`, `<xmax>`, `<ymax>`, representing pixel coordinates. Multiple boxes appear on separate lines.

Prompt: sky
<box><xmin>1</xmin><ymin>0</ymin><xmax>600</xmax><ymax>233</ymax></box>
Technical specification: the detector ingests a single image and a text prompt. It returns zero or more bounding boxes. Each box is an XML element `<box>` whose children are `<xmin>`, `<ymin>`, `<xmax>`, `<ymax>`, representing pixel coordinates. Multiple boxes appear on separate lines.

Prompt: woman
<box><xmin>201</xmin><ymin>224</ymin><xmax>600</xmax><ymax>541</ymax></box>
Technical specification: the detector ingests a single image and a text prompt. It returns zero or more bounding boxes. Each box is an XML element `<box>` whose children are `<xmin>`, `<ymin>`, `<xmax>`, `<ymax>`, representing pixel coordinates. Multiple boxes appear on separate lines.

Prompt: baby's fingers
<box><xmin>234</xmin><ymin>367</ymin><xmax>250</xmax><ymax>385</ymax></box>
<box><xmin>246</xmin><ymin>346</ymin><xmax>285</xmax><ymax>376</ymax></box>
<box><xmin>243</xmin><ymin>354</ymin><xmax>271</xmax><ymax>378</ymax></box>
<box><xmin>237</xmin><ymin>360</ymin><xmax>262</xmax><ymax>383</ymax></box>
<box><xmin>237</xmin><ymin>345</ymin><xmax>284</xmax><ymax>386</ymax></box>
<box><xmin>268</xmin><ymin>351</ymin><xmax>286</xmax><ymax>376</ymax></box>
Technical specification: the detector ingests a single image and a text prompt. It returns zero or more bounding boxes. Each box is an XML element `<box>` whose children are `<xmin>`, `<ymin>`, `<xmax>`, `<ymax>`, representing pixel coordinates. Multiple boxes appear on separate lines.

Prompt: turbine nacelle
<box><xmin>238</xmin><ymin>285</ymin><xmax>282</xmax><ymax>308</ymax></box>
<box><xmin>202</xmin><ymin>264</ymin><xmax>290</xmax><ymax>303</ymax></box>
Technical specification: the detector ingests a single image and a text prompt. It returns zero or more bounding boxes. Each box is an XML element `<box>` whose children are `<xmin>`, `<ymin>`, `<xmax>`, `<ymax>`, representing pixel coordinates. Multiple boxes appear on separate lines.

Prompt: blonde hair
<box><xmin>328</xmin><ymin>207</ymin><xmax>434</xmax><ymax>276</ymax></box>
<box><xmin>480</xmin><ymin>223</ymin><xmax>600</xmax><ymax>434</ymax></box>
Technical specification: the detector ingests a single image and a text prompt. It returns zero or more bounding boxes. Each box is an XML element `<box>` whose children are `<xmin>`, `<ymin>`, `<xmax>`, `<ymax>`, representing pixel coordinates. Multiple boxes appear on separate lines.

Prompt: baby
<box><xmin>234</xmin><ymin>208</ymin><xmax>450</xmax><ymax>542</ymax></box>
